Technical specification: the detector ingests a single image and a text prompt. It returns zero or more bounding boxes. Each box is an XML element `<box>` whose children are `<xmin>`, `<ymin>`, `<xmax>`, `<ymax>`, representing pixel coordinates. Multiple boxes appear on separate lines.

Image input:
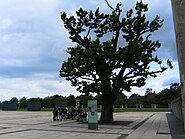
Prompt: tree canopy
<box><xmin>59</xmin><ymin>0</ymin><xmax>172</xmax><ymax>123</ymax></box>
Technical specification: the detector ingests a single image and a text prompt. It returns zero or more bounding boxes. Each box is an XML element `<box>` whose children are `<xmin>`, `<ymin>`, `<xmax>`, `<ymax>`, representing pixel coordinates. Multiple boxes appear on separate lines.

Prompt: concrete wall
<box><xmin>55</xmin><ymin>102</ymin><xmax>67</xmax><ymax>108</ymax></box>
<box><xmin>2</xmin><ymin>102</ymin><xmax>17</xmax><ymax>111</ymax></box>
<box><xmin>171</xmin><ymin>0</ymin><xmax>185</xmax><ymax>82</ymax></box>
<box><xmin>28</xmin><ymin>102</ymin><xmax>41</xmax><ymax>111</ymax></box>
<box><xmin>171</xmin><ymin>94</ymin><xmax>183</xmax><ymax>121</ymax></box>
<box><xmin>171</xmin><ymin>0</ymin><xmax>185</xmax><ymax>130</ymax></box>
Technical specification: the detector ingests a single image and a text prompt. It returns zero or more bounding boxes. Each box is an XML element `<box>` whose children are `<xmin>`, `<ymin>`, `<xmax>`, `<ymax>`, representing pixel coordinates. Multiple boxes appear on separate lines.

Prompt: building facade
<box><xmin>171</xmin><ymin>0</ymin><xmax>185</xmax><ymax>130</ymax></box>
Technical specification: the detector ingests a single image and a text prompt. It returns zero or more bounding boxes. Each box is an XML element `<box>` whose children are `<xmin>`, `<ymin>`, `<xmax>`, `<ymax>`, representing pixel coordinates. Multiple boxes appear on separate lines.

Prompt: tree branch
<box><xmin>86</xmin><ymin>26</ymin><xmax>91</xmax><ymax>38</ymax></box>
<box><xmin>113</xmin><ymin>64</ymin><xmax>126</xmax><ymax>88</ymax></box>
<box><xmin>91</xmin><ymin>72</ymin><xmax>100</xmax><ymax>83</ymax></box>
<box><xmin>67</xmin><ymin>23</ymin><xmax>84</xmax><ymax>44</ymax></box>
<box><xmin>65</xmin><ymin>19</ymin><xmax>91</xmax><ymax>48</ymax></box>
<box><xmin>105</xmin><ymin>0</ymin><xmax>114</xmax><ymax>11</ymax></box>
<box><xmin>125</xmin><ymin>69</ymin><xmax>165</xmax><ymax>80</ymax></box>
<box><xmin>80</xmin><ymin>76</ymin><xmax>94</xmax><ymax>81</ymax></box>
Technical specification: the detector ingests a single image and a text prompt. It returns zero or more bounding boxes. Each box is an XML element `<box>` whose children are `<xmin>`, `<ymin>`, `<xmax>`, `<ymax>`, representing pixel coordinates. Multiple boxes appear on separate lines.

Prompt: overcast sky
<box><xmin>0</xmin><ymin>0</ymin><xmax>180</xmax><ymax>101</ymax></box>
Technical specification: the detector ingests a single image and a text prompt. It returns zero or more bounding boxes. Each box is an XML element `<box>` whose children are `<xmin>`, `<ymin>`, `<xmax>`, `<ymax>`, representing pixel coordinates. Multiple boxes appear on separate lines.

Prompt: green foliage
<box><xmin>156</xmin><ymin>83</ymin><xmax>181</xmax><ymax>105</ymax></box>
<box><xmin>76</xmin><ymin>94</ymin><xmax>94</xmax><ymax>107</ymax></box>
<box><xmin>28</xmin><ymin>97</ymin><xmax>42</xmax><ymax>102</ymax></box>
<box><xmin>60</xmin><ymin>0</ymin><xmax>173</xmax><ymax>122</ymax></box>
<box><xmin>10</xmin><ymin>97</ymin><xmax>19</xmax><ymax>104</ymax></box>
<box><xmin>19</xmin><ymin>97</ymin><xmax>28</xmax><ymax>108</ymax></box>
<box><xmin>66</xmin><ymin>94</ymin><xmax>76</xmax><ymax>107</ymax></box>
<box><xmin>128</xmin><ymin>83</ymin><xmax>181</xmax><ymax>106</ymax></box>
<box><xmin>60</xmin><ymin>1</ymin><xmax>171</xmax><ymax>97</ymax></box>
<box><xmin>114</xmin><ymin>93</ymin><xmax>127</xmax><ymax>105</ymax></box>
<box><xmin>42</xmin><ymin>95</ymin><xmax>65</xmax><ymax>108</ymax></box>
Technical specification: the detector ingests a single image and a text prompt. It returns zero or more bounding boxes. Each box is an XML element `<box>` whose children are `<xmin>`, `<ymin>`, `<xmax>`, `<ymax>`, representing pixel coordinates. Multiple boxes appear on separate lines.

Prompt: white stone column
<box><xmin>76</xmin><ymin>99</ymin><xmax>80</xmax><ymax>108</ymax></box>
<box><xmin>139</xmin><ymin>104</ymin><xmax>142</xmax><ymax>108</ymax></box>
<box><xmin>136</xmin><ymin>104</ymin><xmax>138</xmax><ymax>108</ymax></box>
<box><xmin>125</xmin><ymin>104</ymin><xmax>128</xmax><ymax>108</ymax></box>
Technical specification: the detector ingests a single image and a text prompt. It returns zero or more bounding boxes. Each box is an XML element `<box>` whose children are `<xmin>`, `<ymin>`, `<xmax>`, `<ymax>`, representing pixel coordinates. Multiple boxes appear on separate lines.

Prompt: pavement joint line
<box><xmin>0</xmin><ymin>129</ymin><xmax>31</xmax><ymax>136</ymax></box>
<box><xmin>156</xmin><ymin>132</ymin><xmax>171</xmax><ymax>135</ymax></box>
<box><xmin>132</xmin><ymin>113</ymin><xmax>155</xmax><ymax>129</ymax></box>
<box><xmin>0</xmin><ymin>121</ymin><xmax>54</xmax><ymax>125</ymax></box>
<box><xmin>30</xmin><ymin>128</ymin><xmax>130</xmax><ymax>136</ymax></box>
<box><xmin>116</xmin><ymin>134</ymin><xmax>128</xmax><ymax>139</ymax></box>
<box><xmin>0</xmin><ymin>127</ymin><xmax>129</xmax><ymax>136</ymax></box>
<box><xmin>140</xmin><ymin>113</ymin><xmax>159</xmax><ymax>137</ymax></box>
<box><xmin>52</xmin><ymin>120</ymin><xmax>78</xmax><ymax>126</ymax></box>
<box><xmin>157</xmin><ymin>112</ymin><xmax>163</xmax><ymax>132</ymax></box>
<box><xmin>53</xmin><ymin>121</ymin><xmax>133</xmax><ymax>129</ymax></box>
<box><xmin>53</xmin><ymin>124</ymin><xmax>129</xmax><ymax>129</ymax></box>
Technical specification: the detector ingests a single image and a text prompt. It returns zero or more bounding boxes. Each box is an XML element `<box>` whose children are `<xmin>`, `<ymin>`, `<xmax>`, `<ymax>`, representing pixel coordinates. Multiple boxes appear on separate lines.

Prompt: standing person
<box><xmin>53</xmin><ymin>105</ymin><xmax>58</xmax><ymax>121</ymax></box>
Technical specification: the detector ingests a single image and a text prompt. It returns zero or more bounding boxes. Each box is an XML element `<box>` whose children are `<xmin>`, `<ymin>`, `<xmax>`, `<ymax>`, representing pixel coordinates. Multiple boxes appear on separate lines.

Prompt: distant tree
<box><xmin>66</xmin><ymin>94</ymin><xmax>76</xmax><ymax>107</ymax></box>
<box><xmin>129</xmin><ymin>94</ymin><xmax>142</xmax><ymax>105</ymax></box>
<box><xmin>144</xmin><ymin>88</ymin><xmax>156</xmax><ymax>105</ymax></box>
<box><xmin>77</xmin><ymin>94</ymin><xmax>94</xmax><ymax>108</ymax></box>
<box><xmin>145</xmin><ymin>88</ymin><xmax>153</xmax><ymax>96</ymax></box>
<box><xmin>42</xmin><ymin>95</ymin><xmax>64</xmax><ymax>108</ymax></box>
<box><xmin>146</xmin><ymin>93</ymin><xmax>156</xmax><ymax>105</ymax></box>
<box><xmin>19</xmin><ymin>97</ymin><xmax>28</xmax><ymax>108</ymax></box>
<box><xmin>114</xmin><ymin>93</ymin><xmax>127</xmax><ymax>105</ymax></box>
<box><xmin>10</xmin><ymin>97</ymin><xmax>19</xmax><ymax>104</ymax></box>
<box><xmin>60</xmin><ymin>0</ymin><xmax>172</xmax><ymax>123</ymax></box>
<box><xmin>156</xmin><ymin>83</ymin><xmax>181</xmax><ymax>105</ymax></box>
<box><xmin>28</xmin><ymin>97</ymin><xmax>42</xmax><ymax>102</ymax></box>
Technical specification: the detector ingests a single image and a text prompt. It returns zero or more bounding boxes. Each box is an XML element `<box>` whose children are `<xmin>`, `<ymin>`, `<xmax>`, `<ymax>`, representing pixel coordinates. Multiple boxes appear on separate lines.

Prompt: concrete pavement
<box><xmin>0</xmin><ymin>111</ymin><xmax>183</xmax><ymax>139</ymax></box>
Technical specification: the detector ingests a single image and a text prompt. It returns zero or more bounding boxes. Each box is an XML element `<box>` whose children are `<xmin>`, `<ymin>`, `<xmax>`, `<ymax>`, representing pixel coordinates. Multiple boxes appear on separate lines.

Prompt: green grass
<box><xmin>14</xmin><ymin>107</ymin><xmax>170</xmax><ymax>112</ymax></box>
<box><xmin>82</xmin><ymin>108</ymin><xmax>170</xmax><ymax>112</ymax></box>
<box><xmin>41</xmin><ymin>108</ymin><xmax>53</xmax><ymax>111</ymax></box>
<box><xmin>113</xmin><ymin>108</ymin><xmax>171</xmax><ymax>112</ymax></box>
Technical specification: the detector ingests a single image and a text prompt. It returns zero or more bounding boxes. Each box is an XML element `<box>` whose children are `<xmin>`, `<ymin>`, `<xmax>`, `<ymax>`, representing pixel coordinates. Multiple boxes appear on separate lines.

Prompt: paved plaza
<box><xmin>0</xmin><ymin>111</ymin><xmax>183</xmax><ymax>139</ymax></box>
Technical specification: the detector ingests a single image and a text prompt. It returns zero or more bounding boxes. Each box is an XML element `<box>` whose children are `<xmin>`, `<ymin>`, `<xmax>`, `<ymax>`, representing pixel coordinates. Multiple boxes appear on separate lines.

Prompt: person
<box><xmin>53</xmin><ymin>105</ymin><xmax>58</xmax><ymax>121</ymax></box>
<box><xmin>71</xmin><ymin>106</ymin><xmax>76</xmax><ymax>120</ymax></box>
<box><xmin>59</xmin><ymin>107</ymin><xmax>64</xmax><ymax>121</ymax></box>
<box><xmin>63</xmin><ymin>107</ymin><xmax>68</xmax><ymax>120</ymax></box>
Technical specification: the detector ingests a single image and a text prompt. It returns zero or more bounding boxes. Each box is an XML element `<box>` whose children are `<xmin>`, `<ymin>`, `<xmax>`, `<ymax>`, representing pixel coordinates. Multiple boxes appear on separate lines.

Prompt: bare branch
<box><xmin>86</xmin><ymin>26</ymin><xmax>91</xmax><ymax>38</ymax></box>
<box><xmin>124</xmin><ymin>68</ymin><xmax>135</xmax><ymax>78</ymax></box>
<box><xmin>105</xmin><ymin>0</ymin><xmax>114</xmax><ymax>11</ymax></box>
<box><xmin>80</xmin><ymin>76</ymin><xmax>94</xmax><ymax>81</ymax></box>
<box><xmin>125</xmin><ymin>69</ymin><xmax>165</xmax><ymax>80</ymax></box>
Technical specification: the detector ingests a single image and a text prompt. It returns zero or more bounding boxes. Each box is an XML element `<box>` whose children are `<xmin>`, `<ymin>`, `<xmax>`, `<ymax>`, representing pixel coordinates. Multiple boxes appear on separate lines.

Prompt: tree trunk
<box><xmin>100</xmin><ymin>94</ymin><xmax>114</xmax><ymax>123</ymax></box>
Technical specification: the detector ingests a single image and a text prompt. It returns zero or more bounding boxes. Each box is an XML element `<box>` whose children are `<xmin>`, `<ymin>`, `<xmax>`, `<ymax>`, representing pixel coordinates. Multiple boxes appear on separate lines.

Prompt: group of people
<box><xmin>53</xmin><ymin>106</ymin><xmax>87</xmax><ymax>122</ymax></box>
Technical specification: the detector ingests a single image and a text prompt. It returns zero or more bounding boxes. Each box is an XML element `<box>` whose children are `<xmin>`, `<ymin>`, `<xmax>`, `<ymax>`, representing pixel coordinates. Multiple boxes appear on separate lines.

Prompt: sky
<box><xmin>0</xmin><ymin>0</ymin><xmax>180</xmax><ymax>101</ymax></box>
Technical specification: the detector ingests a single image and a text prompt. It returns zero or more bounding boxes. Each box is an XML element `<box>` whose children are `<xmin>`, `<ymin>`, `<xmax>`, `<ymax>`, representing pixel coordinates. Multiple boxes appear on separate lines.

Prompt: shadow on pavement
<box><xmin>166</xmin><ymin>113</ymin><xmax>185</xmax><ymax>139</ymax></box>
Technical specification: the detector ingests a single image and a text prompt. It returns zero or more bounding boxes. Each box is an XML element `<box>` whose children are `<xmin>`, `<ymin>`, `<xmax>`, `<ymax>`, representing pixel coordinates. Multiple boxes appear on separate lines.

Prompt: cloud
<box><xmin>0</xmin><ymin>0</ymin><xmax>71</xmax><ymax>77</ymax></box>
<box><xmin>162</xmin><ymin>77</ymin><xmax>180</xmax><ymax>86</ymax></box>
<box><xmin>0</xmin><ymin>0</ymin><xmax>180</xmax><ymax>101</ymax></box>
<box><xmin>124</xmin><ymin>62</ymin><xmax>180</xmax><ymax>97</ymax></box>
<box><xmin>0</xmin><ymin>74</ymin><xmax>80</xmax><ymax>101</ymax></box>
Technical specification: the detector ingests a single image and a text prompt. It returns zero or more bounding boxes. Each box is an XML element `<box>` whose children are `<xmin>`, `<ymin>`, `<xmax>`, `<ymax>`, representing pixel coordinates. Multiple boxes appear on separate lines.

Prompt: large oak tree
<box><xmin>60</xmin><ymin>0</ymin><xmax>172</xmax><ymax>123</ymax></box>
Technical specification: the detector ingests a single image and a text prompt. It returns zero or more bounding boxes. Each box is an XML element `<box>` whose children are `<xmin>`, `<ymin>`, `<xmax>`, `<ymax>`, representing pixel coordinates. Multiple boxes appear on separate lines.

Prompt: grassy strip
<box><xmin>113</xmin><ymin>108</ymin><xmax>171</xmax><ymax>112</ymax></box>
<box><xmin>82</xmin><ymin>108</ymin><xmax>170</xmax><ymax>112</ymax></box>
<box><xmin>15</xmin><ymin>107</ymin><xmax>170</xmax><ymax>112</ymax></box>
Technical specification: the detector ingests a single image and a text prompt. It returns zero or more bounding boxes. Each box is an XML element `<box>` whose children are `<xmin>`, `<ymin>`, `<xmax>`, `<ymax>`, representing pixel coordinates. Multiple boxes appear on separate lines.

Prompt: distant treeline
<box><xmin>0</xmin><ymin>83</ymin><xmax>180</xmax><ymax>109</ymax></box>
